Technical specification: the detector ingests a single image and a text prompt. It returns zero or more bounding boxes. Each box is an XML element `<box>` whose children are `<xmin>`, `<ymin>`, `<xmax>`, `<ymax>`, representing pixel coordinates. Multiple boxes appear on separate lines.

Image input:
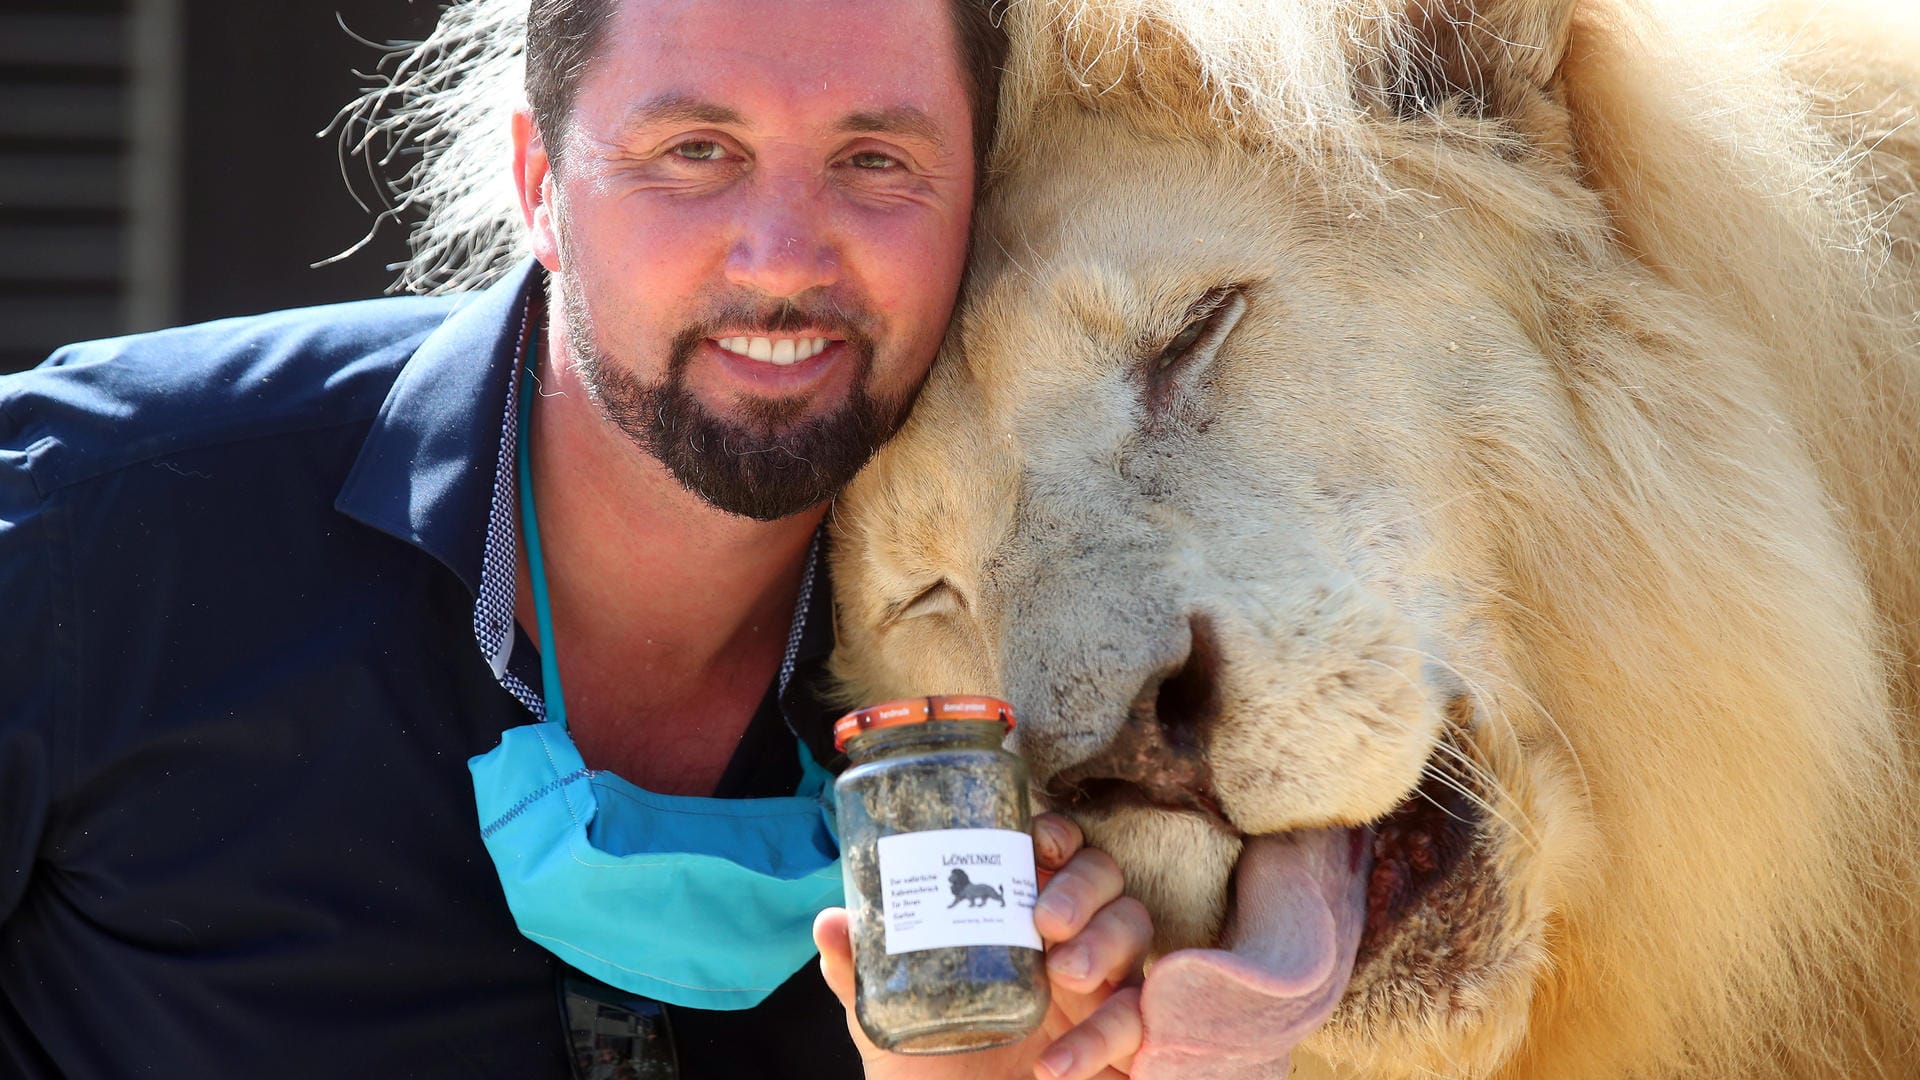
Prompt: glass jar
<box><xmin>832</xmin><ymin>695</ymin><xmax>1049</xmax><ymax>1054</ymax></box>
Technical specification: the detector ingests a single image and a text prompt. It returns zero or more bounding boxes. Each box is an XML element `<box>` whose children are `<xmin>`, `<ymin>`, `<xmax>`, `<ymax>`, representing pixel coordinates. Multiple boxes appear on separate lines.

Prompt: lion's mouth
<box><xmin>1046</xmin><ymin>737</ymin><xmax>1483</xmax><ymax>1072</ymax></box>
<box><xmin>1049</xmin><ymin>742</ymin><xmax>1482</xmax><ymax>960</ymax></box>
<box><xmin>1358</xmin><ymin>748</ymin><xmax>1483</xmax><ymax>958</ymax></box>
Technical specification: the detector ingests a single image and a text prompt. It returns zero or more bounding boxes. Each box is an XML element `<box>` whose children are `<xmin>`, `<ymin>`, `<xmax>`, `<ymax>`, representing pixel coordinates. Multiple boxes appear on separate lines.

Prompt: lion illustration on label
<box><xmin>946</xmin><ymin>868</ymin><xmax>1006</xmax><ymax>908</ymax></box>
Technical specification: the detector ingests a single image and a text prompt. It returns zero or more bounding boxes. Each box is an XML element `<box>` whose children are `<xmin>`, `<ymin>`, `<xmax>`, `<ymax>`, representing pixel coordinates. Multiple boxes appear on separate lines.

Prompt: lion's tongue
<box><xmin>1133</xmin><ymin>828</ymin><xmax>1370</xmax><ymax>1080</ymax></box>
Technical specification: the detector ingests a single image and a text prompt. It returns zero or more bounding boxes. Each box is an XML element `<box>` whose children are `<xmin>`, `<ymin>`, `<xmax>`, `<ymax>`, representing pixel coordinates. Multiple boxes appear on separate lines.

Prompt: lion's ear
<box><xmin>1358</xmin><ymin>0</ymin><xmax>1579</xmax><ymax>144</ymax></box>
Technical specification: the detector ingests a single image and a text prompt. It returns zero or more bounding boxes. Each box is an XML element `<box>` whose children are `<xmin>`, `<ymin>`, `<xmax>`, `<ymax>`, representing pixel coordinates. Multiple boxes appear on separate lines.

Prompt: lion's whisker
<box><xmin>1379</xmin><ymin>643</ymin><xmax>1596</xmax><ymax>819</ymax></box>
<box><xmin>1356</xmin><ymin>656</ymin><xmax>1540</xmax><ymax>849</ymax></box>
<box><xmin>1419</xmin><ymin>744</ymin><xmax>1539</xmax><ymax>853</ymax></box>
<box><xmin>1435</xmin><ymin>651</ymin><xmax>1597</xmax><ymax>815</ymax></box>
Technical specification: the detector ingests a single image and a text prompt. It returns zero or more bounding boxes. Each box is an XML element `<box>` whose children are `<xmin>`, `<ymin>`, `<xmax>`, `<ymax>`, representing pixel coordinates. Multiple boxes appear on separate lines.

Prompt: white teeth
<box><xmin>715</xmin><ymin>335</ymin><xmax>834</xmax><ymax>365</ymax></box>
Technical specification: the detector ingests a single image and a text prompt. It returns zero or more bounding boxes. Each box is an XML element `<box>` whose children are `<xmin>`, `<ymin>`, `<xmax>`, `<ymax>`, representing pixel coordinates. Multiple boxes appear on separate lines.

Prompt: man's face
<box><xmin>519</xmin><ymin>0</ymin><xmax>976</xmax><ymax>520</ymax></box>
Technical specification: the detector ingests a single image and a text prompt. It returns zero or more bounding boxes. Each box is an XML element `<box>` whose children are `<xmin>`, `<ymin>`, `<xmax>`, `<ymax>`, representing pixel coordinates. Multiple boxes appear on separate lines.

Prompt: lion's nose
<box><xmin>1045</xmin><ymin>615</ymin><xmax>1228</xmax><ymax>821</ymax></box>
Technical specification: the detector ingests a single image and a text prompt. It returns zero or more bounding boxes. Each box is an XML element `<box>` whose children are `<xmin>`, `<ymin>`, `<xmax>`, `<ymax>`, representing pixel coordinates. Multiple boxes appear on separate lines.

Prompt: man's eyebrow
<box><xmin>617</xmin><ymin>93</ymin><xmax>744</xmax><ymax>135</ymax></box>
<box><xmin>835</xmin><ymin>106</ymin><xmax>946</xmax><ymax>148</ymax></box>
<box><xmin>613</xmin><ymin>96</ymin><xmax>947</xmax><ymax>150</ymax></box>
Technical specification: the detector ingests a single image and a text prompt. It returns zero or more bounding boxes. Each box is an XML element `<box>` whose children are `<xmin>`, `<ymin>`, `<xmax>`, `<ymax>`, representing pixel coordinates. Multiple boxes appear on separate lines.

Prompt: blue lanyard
<box><xmin>475</xmin><ymin>363</ymin><xmax>845</xmax><ymax>1012</ymax></box>
<box><xmin>516</xmin><ymin>366</ymin><xmax>569</xmax><ymax>730</ymax></box>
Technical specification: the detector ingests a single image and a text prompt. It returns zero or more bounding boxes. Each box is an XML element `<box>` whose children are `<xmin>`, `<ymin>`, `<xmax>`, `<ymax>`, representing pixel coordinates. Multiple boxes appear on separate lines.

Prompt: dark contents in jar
<box><xmin>837</xmin><ymin>724</ymin><xmax>1049</xmax><ymax>1053</ymax></box>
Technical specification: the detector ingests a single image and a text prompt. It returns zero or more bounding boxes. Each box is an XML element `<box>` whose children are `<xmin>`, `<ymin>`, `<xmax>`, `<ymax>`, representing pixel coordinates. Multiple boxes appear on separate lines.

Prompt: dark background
<box><xmin>178</xmin><ymin>0</ymin><xmax>442</xmax><ymax>320</ymax></box>
<box><xmin>3</xmin><ymin>0</ymin><xmax>449</xmax><ymax>373</ymax></box>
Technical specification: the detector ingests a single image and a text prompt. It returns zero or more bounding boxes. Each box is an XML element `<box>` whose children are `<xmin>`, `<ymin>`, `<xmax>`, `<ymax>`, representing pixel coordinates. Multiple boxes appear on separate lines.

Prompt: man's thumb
<box><xmin>812</xmin><ymin>907</ymin><xmax>858</xmax><ymax>1008</ymax></box>
<box><xmin>815</xmin><ymin>908</ymin><xmax>897</xmax><ymax>1067</ymax></box>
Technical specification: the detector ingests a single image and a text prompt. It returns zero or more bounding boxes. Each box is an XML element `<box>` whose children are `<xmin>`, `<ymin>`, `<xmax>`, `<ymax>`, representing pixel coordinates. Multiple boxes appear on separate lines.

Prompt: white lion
<box><xmin>827</xmin><ymin>1</ymin><xmax>1920</xmax><ymax>1077</ymax></box>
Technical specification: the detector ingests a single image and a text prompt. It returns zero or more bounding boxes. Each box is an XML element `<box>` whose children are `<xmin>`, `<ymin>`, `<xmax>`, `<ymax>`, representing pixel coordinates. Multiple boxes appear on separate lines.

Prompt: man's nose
<box><xmin>724</xmin><ymin>182</ymin><xmax>840</xmax><ymax>300</ymax></box>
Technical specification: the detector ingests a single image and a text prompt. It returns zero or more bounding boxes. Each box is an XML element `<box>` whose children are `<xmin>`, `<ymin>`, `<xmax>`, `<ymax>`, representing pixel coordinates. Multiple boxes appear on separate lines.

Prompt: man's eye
<box><xmin>848</xmin><ymin>151</ymin><xmax>899</xmax><ymax>170</ymax></box>
<box><xmin>672</xmin><ymin>141</ymin><xmax>727</xmax><ymax>162</ymax></box>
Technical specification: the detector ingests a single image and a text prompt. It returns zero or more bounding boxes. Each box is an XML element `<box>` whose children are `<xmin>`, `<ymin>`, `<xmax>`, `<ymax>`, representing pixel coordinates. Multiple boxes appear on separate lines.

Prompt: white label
<box><xmin>876</xmin><ymin>828</ymin><xmax>1043</xmax><ymax>955</ymax></box>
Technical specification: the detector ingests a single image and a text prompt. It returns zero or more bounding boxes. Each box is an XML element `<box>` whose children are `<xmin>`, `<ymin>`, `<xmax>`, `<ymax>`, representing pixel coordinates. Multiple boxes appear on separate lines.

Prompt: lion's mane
<box><xmin>973</xmin><ymin>2</ymin><xmax>1920</xmax><ymax>1075</ymax></box>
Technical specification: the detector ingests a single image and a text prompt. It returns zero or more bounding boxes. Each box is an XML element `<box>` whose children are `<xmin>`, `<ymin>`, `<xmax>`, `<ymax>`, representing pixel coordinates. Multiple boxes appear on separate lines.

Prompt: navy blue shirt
<box><xmin>0</xmin><ymin>263</ymin><xmax>862</xmax><ymax>1078</ymax></box>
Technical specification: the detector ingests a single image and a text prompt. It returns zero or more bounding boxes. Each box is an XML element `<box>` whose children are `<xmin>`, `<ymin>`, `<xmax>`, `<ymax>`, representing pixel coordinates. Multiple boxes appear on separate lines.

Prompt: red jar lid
<box><xmin>832</xmin><ymin>694</ymin><xmax>1016</xmax><ymax>751</ymax></box>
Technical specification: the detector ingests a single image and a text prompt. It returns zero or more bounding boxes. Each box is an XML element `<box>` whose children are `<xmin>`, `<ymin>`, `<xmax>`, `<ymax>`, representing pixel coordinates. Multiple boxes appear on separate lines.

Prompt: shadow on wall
<box><xmin>1</xmin><ymin>0</ymin><xmax>442</xmax><ymax>374</ymax></box>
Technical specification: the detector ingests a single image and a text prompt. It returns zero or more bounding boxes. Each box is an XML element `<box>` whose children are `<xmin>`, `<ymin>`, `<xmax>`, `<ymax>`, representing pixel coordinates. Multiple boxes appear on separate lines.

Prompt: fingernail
<box><xmin>1048</xmin><ymin>942</ymin><xmax>1090</xmax><ymax>981</ymax></box>
<box><xmin>1036</xmin><ymin>891</ymin><xmax>1076</xmax><ymax>928</ymax></box>
<box><xmin>1036</xmin><ymin>819</ymin><xmax>1066</xmax><ymax>862</ymax></box>
<box><xmin>1039</xmin><ymin>1044</ymin><xmax>1076</xmax><ymax>1079</ymax></box>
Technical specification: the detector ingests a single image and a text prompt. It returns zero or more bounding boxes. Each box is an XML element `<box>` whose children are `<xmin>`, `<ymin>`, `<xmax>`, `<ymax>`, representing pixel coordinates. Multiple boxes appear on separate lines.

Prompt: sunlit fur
<box><xmin>828</xmin><ymin>1</ymin><xmax>1920</xmax><ymax>1077</ymax></box>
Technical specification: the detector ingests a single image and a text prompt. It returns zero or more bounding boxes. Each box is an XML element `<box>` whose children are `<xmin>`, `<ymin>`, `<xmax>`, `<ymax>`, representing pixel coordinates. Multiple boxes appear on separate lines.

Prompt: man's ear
<box><xmin>513</xmin><ymin>109</ymin><xmax>562</xmax><ymax>272</ymax></box>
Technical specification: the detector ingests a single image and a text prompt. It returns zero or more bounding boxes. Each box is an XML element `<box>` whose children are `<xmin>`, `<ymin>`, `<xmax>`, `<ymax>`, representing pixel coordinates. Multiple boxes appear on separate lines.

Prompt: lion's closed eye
<box><xmin>1148</xmin><ymin>285</ymin><xmax>1246</xmax><ymax>378</ymax></box>
<box><xmin>882</xmin><ymin>580</ymin><xmax>964</xmax><ymax>626</ymax></box>
<box><xmin>1140</xmin><ymin>285</ymin><xmax>1247</xmax><ymax>425</ymax></box>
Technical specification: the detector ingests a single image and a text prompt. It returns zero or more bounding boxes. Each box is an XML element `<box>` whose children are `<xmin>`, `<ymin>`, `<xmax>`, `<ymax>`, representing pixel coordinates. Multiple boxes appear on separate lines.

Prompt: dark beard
<box><xmin>561</xmin><ymin>281</ymin><xmax>913</xmax><ymax>522</ymax></box>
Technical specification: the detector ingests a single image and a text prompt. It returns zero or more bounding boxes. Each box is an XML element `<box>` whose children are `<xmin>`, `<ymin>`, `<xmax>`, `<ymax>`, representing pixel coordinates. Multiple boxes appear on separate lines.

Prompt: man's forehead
<box><xmin>581</xmin><ymin>0</ymin><xmax>967</xmax><ymax>127</ymax></box>
<box><xmin>602</xmin><ymin>0</ymin><xmax>957</xmax><ymax>75</ymax></box>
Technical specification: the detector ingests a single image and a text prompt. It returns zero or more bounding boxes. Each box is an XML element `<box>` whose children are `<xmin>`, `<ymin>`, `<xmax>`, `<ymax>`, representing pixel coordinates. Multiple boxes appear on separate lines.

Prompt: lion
<box><xmin>826</xmin><ymin>1</ymin><xmax>1920</xmax><ymax>1077</ymax></box>
<box><xmin>949</xmin><ymin>868</ymin><xmax>1009</xmax><ymax>908</ymax></box>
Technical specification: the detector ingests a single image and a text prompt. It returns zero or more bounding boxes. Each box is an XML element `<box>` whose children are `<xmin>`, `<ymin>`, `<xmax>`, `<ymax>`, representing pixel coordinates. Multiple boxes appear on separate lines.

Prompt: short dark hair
<box><xmin>524</xmin><ymin>0</ymin><xmax>1007</xmax><ymax>173</ymax></box>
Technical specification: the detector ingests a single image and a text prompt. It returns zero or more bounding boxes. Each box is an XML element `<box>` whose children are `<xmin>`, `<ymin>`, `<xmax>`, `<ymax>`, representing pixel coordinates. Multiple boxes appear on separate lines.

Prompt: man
<box><xmin>0</xmin><ymin>1</ymin><xmax>1149</xmax><ymax>1077</ymax></box>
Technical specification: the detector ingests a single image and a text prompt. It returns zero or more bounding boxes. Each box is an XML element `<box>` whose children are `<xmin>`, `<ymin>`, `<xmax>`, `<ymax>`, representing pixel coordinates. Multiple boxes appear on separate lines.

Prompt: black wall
<box><xmin>179</xmin><ymin>0</ymin><xmax>442</xmax><ymax>324</ymax></box>
<box><xmin>2</xmin><ymin>0</ymin><xmax>451</xmax><ymax>373</ymax></box>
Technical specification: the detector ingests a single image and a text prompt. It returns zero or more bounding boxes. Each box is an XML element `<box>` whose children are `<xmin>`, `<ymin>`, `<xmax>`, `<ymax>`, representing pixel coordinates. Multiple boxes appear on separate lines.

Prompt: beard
<box><xmin>556</xmin><ymin>276</ymin><xmax>916</xmax><ymax>522</ymax></box>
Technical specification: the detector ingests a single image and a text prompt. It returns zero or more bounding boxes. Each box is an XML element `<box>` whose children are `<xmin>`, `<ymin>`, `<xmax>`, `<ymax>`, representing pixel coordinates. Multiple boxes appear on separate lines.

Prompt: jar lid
<box><xmin>832</xmin><ymin>694</ymin><xmax>1016</xmax><ymax>751</ymax></box>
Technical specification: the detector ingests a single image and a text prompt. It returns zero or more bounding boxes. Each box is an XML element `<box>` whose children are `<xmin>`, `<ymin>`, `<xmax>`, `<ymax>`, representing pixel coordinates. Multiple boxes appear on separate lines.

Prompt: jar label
<box><xmin>876</xmin><ymin>828</ymin><xmax>1044</xmax><ymax>955</ymax></box>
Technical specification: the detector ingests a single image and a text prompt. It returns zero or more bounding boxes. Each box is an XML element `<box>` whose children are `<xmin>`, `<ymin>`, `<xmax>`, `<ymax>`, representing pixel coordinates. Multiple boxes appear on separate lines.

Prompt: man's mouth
<box><xmin>711</xmin><ymin>334</ymin><xmax>838</xmax><ymax>366</ymax></box>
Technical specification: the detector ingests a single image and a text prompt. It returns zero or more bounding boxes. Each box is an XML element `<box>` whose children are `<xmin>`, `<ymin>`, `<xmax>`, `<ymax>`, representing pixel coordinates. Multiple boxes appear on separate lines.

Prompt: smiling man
<box><xmin>508</xmin><ymin>0</ymin><xmax>977</xmax><ymax>789</ymax></box>
<box><xmin>0</xmin><ymin>1</ymin><xmax>1148</xmax><ymax>1077</ymax></box>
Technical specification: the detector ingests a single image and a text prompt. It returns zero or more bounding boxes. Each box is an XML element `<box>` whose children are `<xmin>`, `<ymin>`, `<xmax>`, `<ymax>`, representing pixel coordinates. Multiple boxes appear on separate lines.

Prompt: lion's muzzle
<box><xmin>1043</xmin><ymin>614</ymin><xmax>1231</xmax><ymax>824</ymax></box>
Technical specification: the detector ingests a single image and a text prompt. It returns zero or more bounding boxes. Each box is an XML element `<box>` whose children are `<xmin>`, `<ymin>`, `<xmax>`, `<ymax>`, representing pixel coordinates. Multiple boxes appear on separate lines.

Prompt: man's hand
<box><xmin>814</xmin><ymin>812</ymin><xmax>1151</xmax><ymax>1079</ymax></box>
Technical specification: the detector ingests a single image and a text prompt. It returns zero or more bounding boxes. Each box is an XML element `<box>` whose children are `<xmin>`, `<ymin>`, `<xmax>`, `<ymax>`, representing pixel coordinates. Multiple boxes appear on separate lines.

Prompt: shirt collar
<box><xmin>779</xmin><ymin>536</ymin><xmax>843</xmax><ymax>770</ymax></box>
<box><xmin>334</xmin><ymin>258</ymin><xmax>544</xmax><ymax>593</ymax></box>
